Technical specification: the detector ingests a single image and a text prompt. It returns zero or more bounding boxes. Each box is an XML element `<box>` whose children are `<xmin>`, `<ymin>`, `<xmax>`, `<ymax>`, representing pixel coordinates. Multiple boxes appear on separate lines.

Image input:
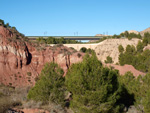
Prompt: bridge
<box><xmin>27</xmin><ymin>36</ymin><xmax>103</xmax><ymax>40</ymax></box>
<box><xmin>63</xmin><ymin>43</ymin><xmax>99</xmax><ymax>51</ymax></box>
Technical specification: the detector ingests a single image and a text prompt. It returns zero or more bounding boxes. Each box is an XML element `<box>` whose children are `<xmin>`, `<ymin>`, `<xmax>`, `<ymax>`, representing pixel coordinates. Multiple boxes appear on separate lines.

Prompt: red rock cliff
<box><xmin>0</xmin><ymin>26</ymin><xmax>83</xmax><ymax>87</ymax></box>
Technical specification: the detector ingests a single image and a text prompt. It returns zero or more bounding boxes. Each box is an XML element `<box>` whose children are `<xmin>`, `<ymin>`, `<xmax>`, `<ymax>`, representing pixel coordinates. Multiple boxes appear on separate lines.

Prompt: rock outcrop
<box><xmin>95</xmin><ymin>38</ymin><xmax>140</xmax><ymax>64</ymax></box>
<box><xmin>0</xmin><ymin>26</ymin><xmax>83</xmax><ymax>87</ymax></box>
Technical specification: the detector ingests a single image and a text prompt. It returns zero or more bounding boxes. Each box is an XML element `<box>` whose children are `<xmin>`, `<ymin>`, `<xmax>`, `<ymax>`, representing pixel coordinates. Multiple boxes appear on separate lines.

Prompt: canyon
<box><xmin>0</xmin><ymin>26</ymin><xmax>146</xmax><ymax>87</ymax></box>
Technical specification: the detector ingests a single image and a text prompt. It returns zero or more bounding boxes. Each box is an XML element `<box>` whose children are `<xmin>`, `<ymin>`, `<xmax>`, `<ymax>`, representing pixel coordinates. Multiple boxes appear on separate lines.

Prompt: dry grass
<box><xmin>22</xmin><ymin>100</ymin><xmax>70</xmax><ymax>113</ymax></box>
<box><xmin>23</xmin><ymin>100</ymin><xmax>43</xmax><ymax>109</ymax></box>
<box><xmin>0</xmin><ymin>95</ymin><xmax>21</xmax><ymax>113</ymax></box>
<box><xmin>0</xmin><ymin>85</ymin><xmax>72</xmax><ymax>113</ymax></box>
<box><xmin>41</xmin><ymin>102</ymin><xmax>66</xmax><ymax>113</ymax></box>
<box><xmin>0</xmin><ymin>85</ymin><xmax>30</xmax><ymax>112</ymax></box>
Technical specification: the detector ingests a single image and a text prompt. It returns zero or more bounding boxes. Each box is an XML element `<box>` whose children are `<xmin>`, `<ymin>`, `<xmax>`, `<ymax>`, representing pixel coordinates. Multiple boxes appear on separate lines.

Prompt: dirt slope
<box><xmin>95</xmin><ymin>38</ymin><xmax>140</xmax><ymax>64</ymax></box>
<box><xmin>105</xmin><ymin>64</ymin><xmax>145</xmax><ymax>76</ymax></box>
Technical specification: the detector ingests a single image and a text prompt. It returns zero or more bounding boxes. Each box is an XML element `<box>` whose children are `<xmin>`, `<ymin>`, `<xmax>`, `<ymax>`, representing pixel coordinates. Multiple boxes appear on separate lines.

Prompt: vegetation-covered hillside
<box><xmin>36</xmin><ymin>37</ymin><xmax>81</xmax><ymax>44</ymax></box>
<box><xmin>119</xmin><ymin>32</ymin><xmax>150</xmax><ymax>72</ymax></box>
<box><xmin>26</xmin><ymin>52</ymin><xmax>150</xmax><ymax>113</ymax></box>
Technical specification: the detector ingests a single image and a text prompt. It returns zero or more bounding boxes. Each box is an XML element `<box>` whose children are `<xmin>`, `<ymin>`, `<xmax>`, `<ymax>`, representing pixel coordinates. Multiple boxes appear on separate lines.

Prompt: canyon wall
<box><xmin>0</xmin><ymin>26</ymin><xmax>83</xmax><ymax>87</ymax></box>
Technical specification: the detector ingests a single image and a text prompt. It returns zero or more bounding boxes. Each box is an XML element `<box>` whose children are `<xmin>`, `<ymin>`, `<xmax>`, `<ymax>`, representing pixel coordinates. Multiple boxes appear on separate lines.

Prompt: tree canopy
<box><xmin>118</xmin><ymin>72</ymin><xmax>150</xmax><ymax>113</ymax></box>
<box><xmin>118</xmin><ymin>45</ymin><xmax>124</xmax><ymax>53</ymax></box>
<box><xmin>36</xmin><ymin>37</ymin><xmax>80</xmax><ymax>44</ymax></box>
<box><xmin>27</xmin><ymin>62</ymin><xmax>65</xmax><ymax>105</ymax></box>
<box><xmin>65</xmin><ymin>53</ymin><xmax>131</xmax><ymax>113</ymax></box>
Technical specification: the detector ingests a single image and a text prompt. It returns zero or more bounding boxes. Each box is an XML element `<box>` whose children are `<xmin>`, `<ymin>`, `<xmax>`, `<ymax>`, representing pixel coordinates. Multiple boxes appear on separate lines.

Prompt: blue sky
<box><xmin>0</xmin><ymin>0</ymin><xmax>150</xmax><ymax>36</ymax></box>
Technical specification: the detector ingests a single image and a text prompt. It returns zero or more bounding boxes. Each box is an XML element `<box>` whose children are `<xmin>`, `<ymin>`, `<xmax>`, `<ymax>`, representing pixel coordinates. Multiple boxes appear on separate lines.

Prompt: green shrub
<box><xmin>119</xmin><ymin>72</ymin><xmax>150</xmax><ymax>112</ymax></box>
<box><xmin>119</xmin><ymin>43</ymin><xmax>150</xmax><ymax>72</ymax></box>
<box><xmin>118</xmin><ymin>45</ymin><xmax>124</xmax><ymax>53</ymax></box>
<box><xmin>136</xmin><ymin>41</ymin><xmax>144</xmax><ymax>53</ymax></box>
<box><xmin>0</xmin><ymin>19</ymin><xmax>4</xmax><ymax>25</ymax></box>
<box><xmin>105</xmin><ymin>56</ymin><xmax>113</xmax><ymax>63</ymax></box>
<box><xmin>120</xmin><ymin>31</ymin><xmax>142</xmax><ymax>39</ymax></box>
<box><xmin>27</xmin><ymin>62</ymin><xmax>65</xmax><ymax>105</ymax></box>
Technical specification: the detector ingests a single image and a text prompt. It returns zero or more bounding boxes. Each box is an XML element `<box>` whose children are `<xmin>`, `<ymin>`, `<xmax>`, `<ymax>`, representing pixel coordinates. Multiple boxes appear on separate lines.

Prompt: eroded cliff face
<box><xmin>0</xmin><ymin>26</ymin><xmax>83</xmax><ymax>87</ymax></box>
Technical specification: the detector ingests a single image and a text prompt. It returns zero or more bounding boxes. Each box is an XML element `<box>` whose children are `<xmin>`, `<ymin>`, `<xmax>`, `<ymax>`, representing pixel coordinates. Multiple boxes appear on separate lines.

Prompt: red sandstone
<box><xmin>0</xmin><ymin>26</ymin><xmax>83</xmax><ymax>87</ymax></box>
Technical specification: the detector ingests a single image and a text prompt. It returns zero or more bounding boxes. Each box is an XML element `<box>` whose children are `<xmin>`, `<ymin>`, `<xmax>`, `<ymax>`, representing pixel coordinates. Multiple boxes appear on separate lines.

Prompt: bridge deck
<box><xmin>27</xmin><ymin>36</ymin><xmax>103</xmax><ymax>40</ymax></box>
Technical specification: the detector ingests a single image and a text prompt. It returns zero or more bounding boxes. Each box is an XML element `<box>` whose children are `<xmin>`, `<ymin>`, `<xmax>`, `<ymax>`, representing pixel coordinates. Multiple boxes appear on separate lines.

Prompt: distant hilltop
<box><xmin>126</xmin><ymin>30</ymin><xmax>139</xmax><ymax>34</ymax></box>
<box><xmin>122</xmin><ymin>27</ymin><xmax>150</xmax><ymax>36</ymax></box>
<box><xmin>140</xmin><ymin>27</ymin><xmax>150</xmax><ymax>36</ymax></box>
<box><xmin>96</xmin><ymin>27</ymin><xmax>150</xmax><ymax>37</ymax></box>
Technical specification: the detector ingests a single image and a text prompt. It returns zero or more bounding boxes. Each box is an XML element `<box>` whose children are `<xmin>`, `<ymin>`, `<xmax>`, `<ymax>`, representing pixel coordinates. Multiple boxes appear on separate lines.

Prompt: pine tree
<box><xmin>27</xmin><ymin>62</ymin><xmax>65</xmax><ymax>105</ymax></box>
<box><xmin>65</xmin><ymin>53</ymin><xmax>128</xmax><ymax>113</ymax></box>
